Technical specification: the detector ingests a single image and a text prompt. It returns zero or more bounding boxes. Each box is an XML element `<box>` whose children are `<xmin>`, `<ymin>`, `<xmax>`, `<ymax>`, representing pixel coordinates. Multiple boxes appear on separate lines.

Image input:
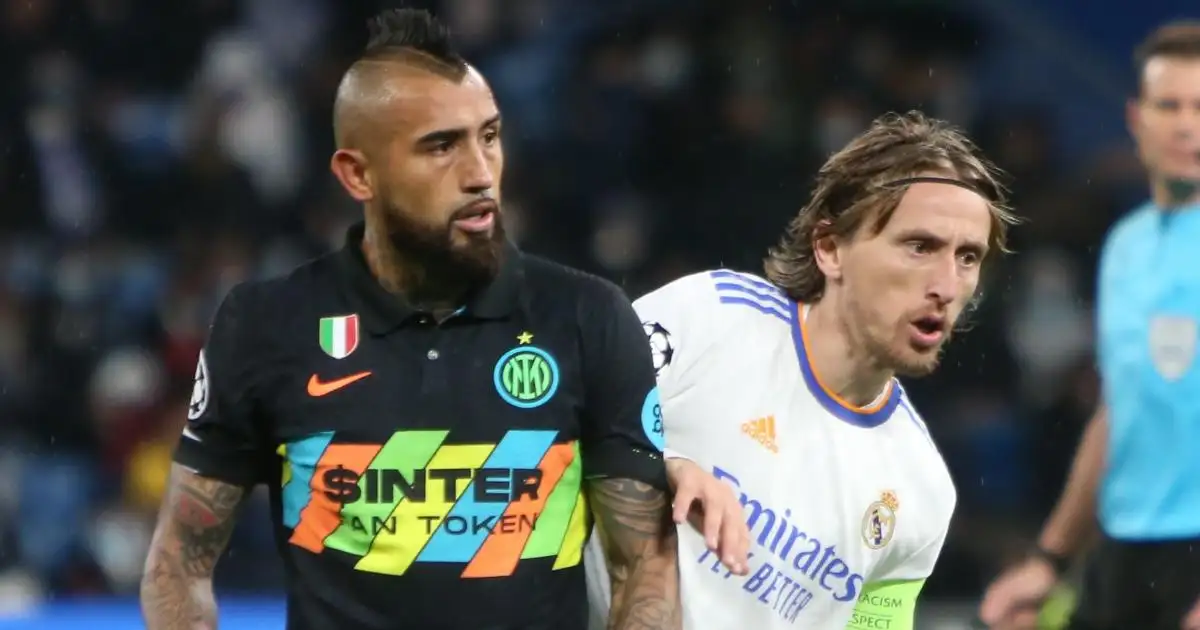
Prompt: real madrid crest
<box><xmin>861</xmin><ymin>490</ymin><xmax>899</xmax><ymax>550</ymax></box>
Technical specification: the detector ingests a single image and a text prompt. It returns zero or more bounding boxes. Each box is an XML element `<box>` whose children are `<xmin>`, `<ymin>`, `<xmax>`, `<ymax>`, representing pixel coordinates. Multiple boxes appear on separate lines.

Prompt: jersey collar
<box><xmin>334</xmin><ymin>222</ymin><xmax>523</xmax><ymax>334</ymax></box>
<box><xmin>788</xmin><ymin>301</ymin><xmax>901</xmax><ymax>428</ymax></box>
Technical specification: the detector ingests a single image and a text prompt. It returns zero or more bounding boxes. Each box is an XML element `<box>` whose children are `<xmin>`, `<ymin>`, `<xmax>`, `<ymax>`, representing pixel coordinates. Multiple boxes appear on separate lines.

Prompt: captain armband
<box><xmin>845</xmin><ymin>579</ymin><xmax>925</xmax><ymax>630</ymax></box>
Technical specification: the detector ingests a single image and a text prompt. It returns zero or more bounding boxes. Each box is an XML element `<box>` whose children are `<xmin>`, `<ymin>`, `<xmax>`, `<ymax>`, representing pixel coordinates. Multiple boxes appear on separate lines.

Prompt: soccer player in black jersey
<box><xmin>140</xmin><ymin>8</ymin><xmax>747</xmax><ymax>630</ymax></box>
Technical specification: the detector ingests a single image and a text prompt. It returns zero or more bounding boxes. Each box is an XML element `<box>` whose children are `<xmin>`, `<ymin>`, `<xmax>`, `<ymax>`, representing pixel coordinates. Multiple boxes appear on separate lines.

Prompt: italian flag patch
<box><xmin>319</xmin><ymin>314</ymin><xmax>360</xmax><ymax>359</ymax></box>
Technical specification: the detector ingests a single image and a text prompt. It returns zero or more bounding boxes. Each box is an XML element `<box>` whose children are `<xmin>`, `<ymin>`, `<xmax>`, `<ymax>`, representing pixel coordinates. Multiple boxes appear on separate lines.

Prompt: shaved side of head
<box><xmin>332</xmin><ymin>9</ymin><xmax>470</xmax><ymax>151</ymax></box>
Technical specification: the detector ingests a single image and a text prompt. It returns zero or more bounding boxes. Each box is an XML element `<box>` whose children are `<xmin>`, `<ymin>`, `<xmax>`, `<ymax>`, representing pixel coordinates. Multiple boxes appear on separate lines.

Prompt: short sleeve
<box><xmin>631</xmin><ymin>272</ymin><xmax>721</xmax><ymax>457</ymax></box>
<box><xmin>173</xmin><ymin>284</ymin><xmax>270</xmax><ymax>487</ymax></box>
<box><xmin>870</xmin><ymin>525</ymin><xmax>949</xmax><ymax>584</ymax></box>
<box><xmin>577</xmin><ymin>279</ymin><xmax>668</xmax><ymax>490</ymax></box>
<box><xmin>847</xmin><ymin>528</ymin><xmax>946</xmax><ymax>629</ymax></box>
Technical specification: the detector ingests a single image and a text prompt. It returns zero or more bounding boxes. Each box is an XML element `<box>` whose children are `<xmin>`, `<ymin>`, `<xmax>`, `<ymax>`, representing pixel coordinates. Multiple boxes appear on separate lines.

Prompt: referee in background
<box><xmin>980</xmin><ymin>21</ymin><xmax>1200</xmax><ymax>630</ymax></box>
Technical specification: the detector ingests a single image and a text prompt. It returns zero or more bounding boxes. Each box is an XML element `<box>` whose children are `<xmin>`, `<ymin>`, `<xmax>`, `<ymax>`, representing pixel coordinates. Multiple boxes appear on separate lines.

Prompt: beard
<box><xmin>867</xmin><ymin>331</ymin><xmax>946</xmax><ymax>378</ymax></box>
<box><xmin>845</xmin><ymin>295</ymin><xmax>950</xmax><ymax>378</ymax></box>
<box><xmin>376</xmin><ymin>200</ymin><xmax>507</xmax><ymax>303</ymax></box>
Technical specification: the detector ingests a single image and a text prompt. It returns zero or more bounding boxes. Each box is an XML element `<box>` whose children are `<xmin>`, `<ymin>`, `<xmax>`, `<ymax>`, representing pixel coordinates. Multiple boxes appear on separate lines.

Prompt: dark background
<box><xmin>0</xmin><ymin>0</ymin><xmax>1192</xmax><ymax>626</ymax></box>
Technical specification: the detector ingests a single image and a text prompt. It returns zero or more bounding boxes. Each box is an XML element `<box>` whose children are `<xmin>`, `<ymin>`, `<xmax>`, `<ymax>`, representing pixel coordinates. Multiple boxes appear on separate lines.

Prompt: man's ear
<box><xmin>812</xmin><ymin>220</ymin><xmax>843</xmax><ymax>283</ymax></box>
<box><xmin>331</xmin><ymin>149</ymin><xmax>374</xmax><ymax>202</ymax></box>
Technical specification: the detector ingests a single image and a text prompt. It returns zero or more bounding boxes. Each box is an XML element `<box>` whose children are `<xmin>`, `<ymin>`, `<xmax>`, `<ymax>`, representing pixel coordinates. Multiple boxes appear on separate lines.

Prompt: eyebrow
<box><xmin>415</xmin><ymin>114</ymin><xmax>502</xmax><ymax>146</ymax></box>
<box><xmin>897</xmin><ymin>228</ymin><xmax>989</xmax><ymax>255</ymax></box>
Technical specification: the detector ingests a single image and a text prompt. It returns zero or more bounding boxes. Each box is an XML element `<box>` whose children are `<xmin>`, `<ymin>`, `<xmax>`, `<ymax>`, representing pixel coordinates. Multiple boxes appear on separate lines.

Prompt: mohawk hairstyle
<box><xmin>363</xmin><ymin>8</ymin><xmax>465</xmax><ymax>68</ymax></box>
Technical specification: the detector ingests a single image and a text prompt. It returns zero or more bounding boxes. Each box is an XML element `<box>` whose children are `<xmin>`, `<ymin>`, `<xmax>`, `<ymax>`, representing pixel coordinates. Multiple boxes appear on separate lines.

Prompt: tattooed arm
<box><xmin>590</xmin><ymin>477</ymin><xmax>680</xmax><ymax>630</ymax></box>
<box><xmin>141</xmin><ymin>464</ymin><xmax>246</xmax><ymax>630</ymax></box>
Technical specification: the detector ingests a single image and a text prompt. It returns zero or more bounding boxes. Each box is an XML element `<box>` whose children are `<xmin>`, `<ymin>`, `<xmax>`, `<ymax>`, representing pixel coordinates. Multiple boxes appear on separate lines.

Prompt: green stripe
<box><xmin>319</xmin><ymin>318</ymin><xmax>336</xmax><ymax>354</ymax></box>
<box><xmin>521</xmin><ymin>441</ymin><xmax>583</xmax><ymax>559</ymax></box>
<box><xmin>324</xmin><ymin>430</ymin><xmax>448</xmax><ymax>557</ymax></box>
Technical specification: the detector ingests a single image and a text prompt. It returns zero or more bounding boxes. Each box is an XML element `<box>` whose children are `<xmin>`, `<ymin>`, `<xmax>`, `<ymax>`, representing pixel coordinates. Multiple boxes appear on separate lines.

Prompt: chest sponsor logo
<box><xmin>319</xmin><ymin>314</ymin><xmax>360</xmax><ymax>360</ymax></box>
<box><xmin>861</xmin><ymin>491</ymin><xmax>899</xmax><ymax>550</ymax></box>
<box><xmin>494</xmin><ymin>332</ymin><xmax>560</xmax><ymax>409</ymax></box>
<box><xmin>693</xmin><ymin>465</ymin><xmax>866</xmax><ymax>625</ymax></box>
<box><xmin>1148</xmin><ymin>314</ymin><xmax>1197</xmax><ymax>381</ymax></box>
<box><xmin>279</xmin><ymin>429</ymin><xmax>587</xmax><ymax>578</ymax></box>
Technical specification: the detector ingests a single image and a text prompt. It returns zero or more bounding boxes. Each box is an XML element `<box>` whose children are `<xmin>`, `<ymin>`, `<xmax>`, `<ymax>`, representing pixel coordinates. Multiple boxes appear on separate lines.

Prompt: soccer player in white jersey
<box><xmin>586</xmin><ymin>110</ymin><xmax>1020</xmax><ymax>629</ymax></box>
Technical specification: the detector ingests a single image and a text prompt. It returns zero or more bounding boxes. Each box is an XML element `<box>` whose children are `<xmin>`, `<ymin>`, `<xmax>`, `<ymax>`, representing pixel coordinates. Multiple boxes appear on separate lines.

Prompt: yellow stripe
<box><xmin>277</xmin><ymin>444</ymin><xmax>291</xmax><ymax>486</ymax></box>
<box><xmin>552</xmin><ymin>491</ymin><xmax>589</xmax><ymax>570</ymax></box>
<box><xmin>354</xmin><ymin>444</ymin><xmax>494</xmax><ymax>575</ymax></box>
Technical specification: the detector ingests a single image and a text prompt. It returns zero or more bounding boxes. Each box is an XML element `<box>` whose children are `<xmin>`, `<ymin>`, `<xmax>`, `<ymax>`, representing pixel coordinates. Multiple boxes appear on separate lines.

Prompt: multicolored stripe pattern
<box><xmin>278</xmin><ymin>430</ymin><xmax>588</xmax><ymax>578</ymax></box>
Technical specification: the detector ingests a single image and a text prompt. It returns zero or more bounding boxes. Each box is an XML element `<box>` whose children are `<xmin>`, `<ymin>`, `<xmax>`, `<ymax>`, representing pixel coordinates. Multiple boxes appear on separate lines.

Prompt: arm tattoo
<box><xmin>590</xmin><ymin>478</ymin><xmax>680</xmax><ymax>630</ymax></box>
<box><xmin>141</xmin><ymin>464</ymin><xmax>245</xmax><ymax>630</ymax></box>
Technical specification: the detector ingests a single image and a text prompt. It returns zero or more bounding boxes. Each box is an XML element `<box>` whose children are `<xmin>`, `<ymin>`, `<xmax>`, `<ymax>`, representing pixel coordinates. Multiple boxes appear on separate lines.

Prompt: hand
<box><xmin>1183</xmin><ymin>596</ymin><xmax>1200</xmax><ymax>630</ymax></box>
<box><xmin>665</xmin><ymin>457</ymin><xmax>750</xmax><ymax>575</ymax></box>
<box><xmin>978</xmin><ymin>556</ymin><xmax>1059</xmax><ymax>629</ymax></box>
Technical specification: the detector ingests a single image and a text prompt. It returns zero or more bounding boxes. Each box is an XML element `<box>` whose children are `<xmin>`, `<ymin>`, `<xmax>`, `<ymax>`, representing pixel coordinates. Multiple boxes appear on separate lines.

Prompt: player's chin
<box><xmin>447</xmin><ymin>238</ymin><xmax>504</xmax><ymax>279</ymax></box>
<box><xmin>891</xmin><ymin>345</ymin><xmax>942</xmax><ymax>377</ymax></box>
<box><xmin>1158</xmin><ymin>163</ymin><xmax>1200</xmax><ymax>184</ymax></box>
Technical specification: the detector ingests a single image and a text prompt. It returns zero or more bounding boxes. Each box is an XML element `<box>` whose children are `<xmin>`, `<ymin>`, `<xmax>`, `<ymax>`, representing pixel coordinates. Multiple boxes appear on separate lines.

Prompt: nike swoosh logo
<box><xmin>307</xmin><ymin>371</ymin><xmax>372</xmax><ymax>397</ymax></box>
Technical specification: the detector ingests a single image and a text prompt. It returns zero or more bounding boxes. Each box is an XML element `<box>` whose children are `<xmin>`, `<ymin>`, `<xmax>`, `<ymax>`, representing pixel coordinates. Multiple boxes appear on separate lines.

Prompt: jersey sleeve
<box><xmin>577</xmin><ymin>278</ymin><xmax>668</xmax><ymax>490</ymax></box>
<box><xmin>630</xmin><ymin>273</ymin><xmax>714</xmax><ymax>403</ymax></box>
<box><xmin>631</xmin><ymin>272</ymin><xmax>721</xmax><ymax>459</ymax></box>
<box><xmin>847</xmin><ymin>527</ymin><xmax>948</xmax><ymax>630</ymax></box>
<box><xmin>173</xmin><ymin>283</ymin><xmax>271</xmax><ymax>487</ymax></box>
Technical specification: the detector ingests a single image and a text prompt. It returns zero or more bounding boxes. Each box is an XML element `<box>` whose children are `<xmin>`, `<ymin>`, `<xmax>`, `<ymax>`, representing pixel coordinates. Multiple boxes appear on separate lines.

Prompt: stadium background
<box><xmin>0</xmin><ymin>0</ymin><xmax>1191</xmax><ymax>627</ymax></box>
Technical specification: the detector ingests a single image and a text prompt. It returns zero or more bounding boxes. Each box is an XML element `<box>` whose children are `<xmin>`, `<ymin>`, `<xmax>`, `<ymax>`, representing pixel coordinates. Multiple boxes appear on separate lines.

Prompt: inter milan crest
<box><xmin>493</xmin><ymin>332</ymin><xmax>560</xmax><ymax>409</ymax></box>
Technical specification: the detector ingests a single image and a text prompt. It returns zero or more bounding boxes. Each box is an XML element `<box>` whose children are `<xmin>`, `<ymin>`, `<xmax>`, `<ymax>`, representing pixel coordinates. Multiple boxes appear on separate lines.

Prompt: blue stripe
<box><xmin>418</xmin><ymin>430</ymin><xmax>557</xmax><ymax>562</ymax></box>
<box><xmin>789</xmin><ymin>300</ymin><xmax>901</xmax><ymax>428</ymax></box>
<box><xmin>712</xmin><ymin>282</ymin><xmax>790</xmax><ymax>312</ymax></box>
<box><xmin>709</xmin><ymin>269</ymin><xmax>781</xmax><ymax>296</ymax></box>
<box><xmin>281</xmin><ymin>431</ymin><xmax>336</xmax><ymax>528</ymax></box>
<box><xmin>718</xmin><ymin>296</ymin><xmax>789</xmax><ymax>322</ymax></box>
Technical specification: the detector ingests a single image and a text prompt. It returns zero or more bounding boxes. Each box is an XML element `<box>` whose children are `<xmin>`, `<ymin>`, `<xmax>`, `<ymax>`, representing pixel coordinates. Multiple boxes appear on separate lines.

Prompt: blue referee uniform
<box><xmin>1097</xmin><ymin>201</ymin><xmax>1200</xmax><ymax>539</ymax></box>
<box><xmin>1074</xmin><ymin>200</ymin><xmax>1200</xmax><ymax>630</ymax></box>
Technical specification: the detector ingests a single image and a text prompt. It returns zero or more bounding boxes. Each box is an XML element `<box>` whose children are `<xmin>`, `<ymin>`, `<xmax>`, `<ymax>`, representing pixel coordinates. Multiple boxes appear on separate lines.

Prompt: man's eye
<box><xmin>907</xmin><ymin>241</ymin><xmax>931</xmax><ymax>255</ymax></box>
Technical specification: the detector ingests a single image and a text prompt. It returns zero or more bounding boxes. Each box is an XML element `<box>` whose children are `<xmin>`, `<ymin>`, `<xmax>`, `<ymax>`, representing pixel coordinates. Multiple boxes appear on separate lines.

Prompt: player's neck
<box><xmin>803</xmin><ymin>300</ymin><xmax>894</xmax><ymax>407</ymax></box>
<box><xmin>361</xmin><ymin>225</ymin><xmax>467</xmax><ymax>318</ymax></box>
<box><xmin>1151</xmin><ymin>178</ymin><xmax>1200</xmax><ymax>209</ymax></box>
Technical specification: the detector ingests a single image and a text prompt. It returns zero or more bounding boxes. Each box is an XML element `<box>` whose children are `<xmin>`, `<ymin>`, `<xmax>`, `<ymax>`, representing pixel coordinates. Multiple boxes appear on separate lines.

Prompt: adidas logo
<box><xmin>741</xmin><ymin>415</ymin><xmax>778</xmax><ymax>453</ymax></box>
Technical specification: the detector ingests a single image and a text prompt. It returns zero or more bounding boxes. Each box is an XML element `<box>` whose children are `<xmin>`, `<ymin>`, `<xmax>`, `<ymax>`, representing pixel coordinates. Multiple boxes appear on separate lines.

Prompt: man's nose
<box><xmin>460</xmin><ymin>144</ymin><xmax>495</xmax><ymax>194</ymax></box>
<box><xmin>926</xmin><ymin>258</ymin><xmax>961</xmax><ymax>305</ymax></box>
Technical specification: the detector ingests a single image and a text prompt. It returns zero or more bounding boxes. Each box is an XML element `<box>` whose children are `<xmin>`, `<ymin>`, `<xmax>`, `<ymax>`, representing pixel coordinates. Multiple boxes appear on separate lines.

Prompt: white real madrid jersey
<box><xmin>585</xmin><ymin>270</ymin><xmax>956</xmax><ymax>630</ymax></box>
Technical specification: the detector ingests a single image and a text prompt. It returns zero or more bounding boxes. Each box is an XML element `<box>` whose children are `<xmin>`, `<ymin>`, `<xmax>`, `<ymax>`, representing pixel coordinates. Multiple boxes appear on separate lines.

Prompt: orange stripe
<box><xmin>461</xmin><ymin>443</ymin><xmax>575</xmax><ymax>578</ymax></box>
<box><xmin>799</xmin><ymin>309</ymin><xmax>892</xmax><ymax>413</ymax></box>
<box><xmin>289</xmin><ymin>444</ymin><xmax>381</xmax><ymax>553</ymax></box>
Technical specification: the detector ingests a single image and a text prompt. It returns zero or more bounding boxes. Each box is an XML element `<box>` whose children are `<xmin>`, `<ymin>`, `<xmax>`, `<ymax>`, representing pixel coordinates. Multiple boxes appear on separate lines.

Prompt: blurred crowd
<box><xmin>0</xmin><ymin>0</ymin><xmax>1158</xmax><ymax>609</ymax></box>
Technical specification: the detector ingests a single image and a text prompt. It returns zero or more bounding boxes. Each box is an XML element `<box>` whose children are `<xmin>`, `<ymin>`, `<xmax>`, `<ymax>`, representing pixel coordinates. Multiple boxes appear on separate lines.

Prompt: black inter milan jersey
<box><xmin>174</xmin><ymin>223</ymin><xmax>666</xmax><ymax>630</ymax></box>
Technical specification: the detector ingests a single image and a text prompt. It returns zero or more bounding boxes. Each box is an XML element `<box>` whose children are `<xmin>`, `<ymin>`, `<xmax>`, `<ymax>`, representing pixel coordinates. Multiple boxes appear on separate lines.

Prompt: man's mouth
<box><xmin>451</xmin><ymin>200</ymin><xmax>498</xmax><ymax>233</ymax></box>
<box><xmin>909</xmin><ymin>315</ymin><xmax>946</xmax><ymax>347</ymax></box>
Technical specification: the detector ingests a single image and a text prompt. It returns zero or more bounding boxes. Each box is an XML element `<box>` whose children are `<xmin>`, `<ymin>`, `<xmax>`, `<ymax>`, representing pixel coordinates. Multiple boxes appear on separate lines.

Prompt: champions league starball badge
<box><xmin>643</xmin><ymin>321</ymin><xmax>674</xmax><ymax>376</ymax></box>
